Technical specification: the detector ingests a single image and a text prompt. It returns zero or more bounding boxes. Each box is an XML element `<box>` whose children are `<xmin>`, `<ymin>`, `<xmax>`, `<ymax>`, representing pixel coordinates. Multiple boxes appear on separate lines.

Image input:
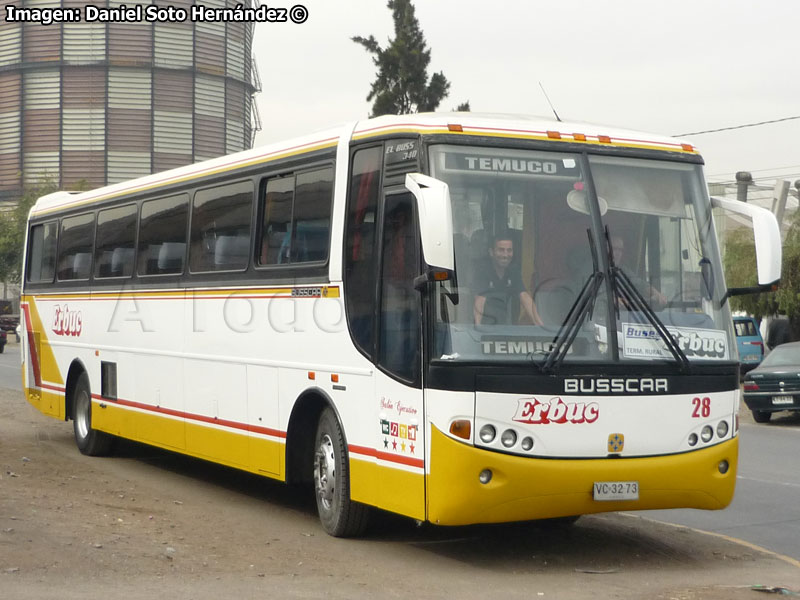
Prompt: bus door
<box><xmin>371</xmin><ymin>191</ymin><xmax>426</xmax><ymax>520</ymax></box>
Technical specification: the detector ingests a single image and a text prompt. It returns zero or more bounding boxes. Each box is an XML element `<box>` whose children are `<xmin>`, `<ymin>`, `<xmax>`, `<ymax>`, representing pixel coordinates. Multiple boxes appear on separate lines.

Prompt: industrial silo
<box><xmin>0</xmin><ymin>0</ymin><xmax>259</xmax><ymax>206</ymax></box>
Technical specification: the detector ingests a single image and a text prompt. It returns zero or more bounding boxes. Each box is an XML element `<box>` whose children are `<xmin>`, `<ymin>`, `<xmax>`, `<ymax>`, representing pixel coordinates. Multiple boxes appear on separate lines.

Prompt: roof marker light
<box><xmin>598</xmin><ymin>135</ymin><xmax>612</xmax><ymax>144</ymax></box>
<box><xmin>681</xmin><ymin>143</ymin><xmax>694</xmax><ymax>152</ymax></box>
<box><xmin>448</xmin><ymin>123</ymin><xmax>463</xmax><ymax>132</ymax></box>
<box><xmin>573</xmin><ymin>133</ymin><xmax>586</xmax><ymax>141</ymax></box>
<box><xmin>546</xmin><ymin>130</ymin><xmax>562</xmax><ymax>139</ymax></box>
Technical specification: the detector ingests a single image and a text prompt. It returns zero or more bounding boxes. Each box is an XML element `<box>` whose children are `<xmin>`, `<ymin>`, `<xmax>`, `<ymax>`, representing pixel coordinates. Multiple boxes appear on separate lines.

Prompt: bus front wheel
<box><xmin>72</xmin><ymin>372</ymin><xmax>113</xmax><ymax>456</ymax></box>
<box><xmin>313</xmin><ymin>407</ymin><xmax>369</xmax><ymax>537</ymax></box>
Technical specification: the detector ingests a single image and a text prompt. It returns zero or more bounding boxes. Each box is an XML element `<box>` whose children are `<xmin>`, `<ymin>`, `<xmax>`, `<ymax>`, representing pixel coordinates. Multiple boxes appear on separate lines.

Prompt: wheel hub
<box><xmin>314</xmin><ymin>434</ymin><xmax>336</xmax><ymax>510</ymax></box>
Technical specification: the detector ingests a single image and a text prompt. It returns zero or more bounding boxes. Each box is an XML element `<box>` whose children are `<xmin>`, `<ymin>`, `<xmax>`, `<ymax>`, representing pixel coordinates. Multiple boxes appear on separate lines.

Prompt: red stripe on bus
<box><xmin>349</xmin><ymin>444</ymin><xmax>424</xmax><ymax>469</ymax></box>
<box><xmin>21</xmin><ymin>304</ymin><xmax>42</xmax><ymax>388</ymax></box>
<box><xmin>91</xmin><ymin>394</ymin><xmax>286</xmax><ymax>439</ymax></box>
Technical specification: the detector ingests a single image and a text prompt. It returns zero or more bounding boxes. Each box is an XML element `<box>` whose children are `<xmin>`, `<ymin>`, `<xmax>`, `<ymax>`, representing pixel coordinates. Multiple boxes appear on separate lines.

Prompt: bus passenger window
<box><xmin>27</xmin><ymin>221</ymin><xmax>58</xmax><ymax>283</ymax></box>
<box><xmin>189</xmin><ymin>181</ymin><xmax>253</xmax><ymax>272</ymax></box>
<box><xmin>95</xmin><ymin>204</ymin><xmax>137</xmax><ymax>279</ymax></box>
<box><xmin>259</xmin><ymin>175</ymin><xmax>294</xmax><ymax>265</ymax></box>
<box><xmin>137</xmin><ymin>194</ymin><xmax>189</xmax><ymax>276</ymax></box>
<box><xmin>57</xmin><ymin>213</ymin><xmax>95</xmax><ymax>281</ymax></box>
<box><xmin>258</xmin><ymin>166</ymin><xmax>333</xmax><ymax>266</ymax></box>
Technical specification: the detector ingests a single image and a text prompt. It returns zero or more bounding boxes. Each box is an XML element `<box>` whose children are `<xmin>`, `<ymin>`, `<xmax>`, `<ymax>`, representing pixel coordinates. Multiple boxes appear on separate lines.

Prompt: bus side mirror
<box><xmin>405</xmin><ymin>173</ymin><xmax>455</xmax><ymax>273</ymax></box>
<box><xmin>711</xmin><ymin>196</ymin><xmax>782</xmax><ymax>297</ymax></box>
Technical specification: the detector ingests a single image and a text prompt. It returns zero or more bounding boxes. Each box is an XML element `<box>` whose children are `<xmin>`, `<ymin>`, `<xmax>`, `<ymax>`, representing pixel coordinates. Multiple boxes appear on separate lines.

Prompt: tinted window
<box><xmin>189</xmin><ymin>181</ymin><xmax>254</xmax><ymax>272</ymax></box>
<box><xmin>137</xmin><ymin>194</ymin><xmax>189</xmax><ymax>276</ymax></box>
<box><xmin>258</xmin><ymin>166</ymin><xmax>333</xmax><ymax>266</ymax></box>
<box><xmin>378</xmin><ymin>193</ymin><xmax>421</xmax><ymax>382</ymax></box>
<box><xmin>95</xmin><ymin>204</ymin><xmax>137</xmax><ymax>278</ymax></box>
<box><xmin>344</xmin><ymin>147</ymin><xmax>382</xmax><ymax>357</ymax></box>
<box><xmin>57</xmin><ymin>213</ymin><xmax>95</xmax><ymax>281</ymax></box>
<box><xmin>27</xmin><ymin>221</ymin><xmax>58</xmax><ymax>283</ymax></box>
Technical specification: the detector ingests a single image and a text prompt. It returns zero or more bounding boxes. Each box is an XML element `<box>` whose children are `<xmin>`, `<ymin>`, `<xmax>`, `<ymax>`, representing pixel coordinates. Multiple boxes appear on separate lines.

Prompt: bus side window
<box><xmin>57</xmin><ymin>213</ymin><xmax>95</xmax><ymax>281</ymax></box>
<box><xmin>95</xmin><ymin>204</ymin><xmax>137</xmax><ymax>279</ymax></box>
<box><xmin>344</xmin><ymin>146</ymin><xmax>382</xmax><ymax>359</ymax></box>
<box><xmin>27</xmin><ymin>221</ymin><xmax>58</xmax><ymax>283</ymax></box>
<box><xmin>137</xmin><ymin>194</ymin><xmax>189</xmax><ymax>277</ymax></box>
<box><xmin>258</xmin><ymin>167</ymin><xmax>333</xmax><ymax>266</ymax></box>
<box><xmin>189</xmin><ymin>181</ymin><xmax>253</xmax><ymax>272</ymax></box>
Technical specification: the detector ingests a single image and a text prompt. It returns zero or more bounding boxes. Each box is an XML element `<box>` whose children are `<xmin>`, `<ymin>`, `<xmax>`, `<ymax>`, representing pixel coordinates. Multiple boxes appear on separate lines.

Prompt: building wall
<box><xmin>0</xmin><ymin>0</ymin><xmax>257</xmax><ymax>205</ymax></box>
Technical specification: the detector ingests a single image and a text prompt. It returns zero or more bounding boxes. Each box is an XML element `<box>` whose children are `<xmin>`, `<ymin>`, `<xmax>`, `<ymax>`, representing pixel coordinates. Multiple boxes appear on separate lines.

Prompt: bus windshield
<box><xmin>428</xmin><ymin>145</ymin><xmax>735</xmax><ymax>366</ymax></box>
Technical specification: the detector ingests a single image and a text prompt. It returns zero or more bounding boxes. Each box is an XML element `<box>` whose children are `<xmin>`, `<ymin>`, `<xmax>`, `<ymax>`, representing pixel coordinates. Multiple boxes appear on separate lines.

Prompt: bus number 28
<box><xmin>692</xmin><ymin>397</ymin><xmax>711</xmax><ymax>418</ymax></box>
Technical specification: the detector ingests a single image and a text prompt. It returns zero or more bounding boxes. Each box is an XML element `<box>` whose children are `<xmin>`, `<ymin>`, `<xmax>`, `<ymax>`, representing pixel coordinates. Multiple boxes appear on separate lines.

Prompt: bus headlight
<box><xmin>688</xmin><ymin>433</ymin><xmax>698</xmax><ymax>446</ymax></box>
<box><xmin>700</xmin><ymin>425</ymin><xmax>713</xmax><ymax>443</ymax></box>
<box><xmin>716</xmin><ymin>420</ymin><xmax>729</xmax><ymax>439</ymax></box>
<box><xmin>501</xmin><ymin>429</ymin><xmax>517</xmax><ymax>448</ymax></box>
<box><xmin>521</xmin><ymin>436</ymin><xmax>534</xmax><ymax>451</ymax></box>
<box><xmin>479</xmin><ymin>424</ymin><xmax>496</xmax><ymax>444</ymax></box>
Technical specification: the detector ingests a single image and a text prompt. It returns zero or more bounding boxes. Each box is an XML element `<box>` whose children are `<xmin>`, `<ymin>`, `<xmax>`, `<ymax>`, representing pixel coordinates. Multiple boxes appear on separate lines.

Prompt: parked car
<box><xmin>743</xmin><ymin>341</ymin><xmax>800</xmax><ymax>423</ymax></box>
<box><xmin>733</xmin><ymin>316</ymin><xmax>764</xmax><ymax>375</ymax></box>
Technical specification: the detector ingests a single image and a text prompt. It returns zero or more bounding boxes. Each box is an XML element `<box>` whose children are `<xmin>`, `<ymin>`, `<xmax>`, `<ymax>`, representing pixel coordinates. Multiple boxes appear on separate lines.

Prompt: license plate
<box><xmin>742</xmin><ymin>354</ymin><xmax>759</xmax><ymax>362</ymax></box>
<box><xmin>593</xmin><ymin>481</ymin><xmax>639</xmax><ymax>501</ymax></box>
<box><xmin>772</xmin><ymin>395</ymin><xmax>794</xmax><ymax>405</ymax></box>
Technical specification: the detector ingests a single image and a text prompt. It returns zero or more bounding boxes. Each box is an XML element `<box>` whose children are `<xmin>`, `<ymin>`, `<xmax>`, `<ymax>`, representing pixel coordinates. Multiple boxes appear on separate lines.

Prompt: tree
<box><xmin>0</xmin><ymin>179</ymin><xmax>59</xmax><ymax>285</ymax></box>
<box><xmin>352</xmin><ymin>0</ymin><xmax>468</xmax><ymax>116</ymax></box>
<box><xmin>723</xmin><ymin>209</ymin><xmax>800</xmax><ymax>339</ymax></box>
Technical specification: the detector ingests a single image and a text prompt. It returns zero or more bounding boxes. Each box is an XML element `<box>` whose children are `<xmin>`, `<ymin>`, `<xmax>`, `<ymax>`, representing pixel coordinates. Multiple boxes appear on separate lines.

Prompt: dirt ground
<box><xmin>2</xmin><ymin>382</ymin><xmax>799</xmax><ymax>599</ymax></box>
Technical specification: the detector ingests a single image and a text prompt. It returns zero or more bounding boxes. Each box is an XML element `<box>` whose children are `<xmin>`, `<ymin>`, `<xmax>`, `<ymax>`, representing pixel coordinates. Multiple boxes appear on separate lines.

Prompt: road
<box><xmin>2</xmin><ymin>342</ymin><xmax>798</xmax><ymax>598</ymax></box>
<box><xmin>642</xmin><ymin>415</ymin><xmax>800</xmax><ymax>560</ymax></box>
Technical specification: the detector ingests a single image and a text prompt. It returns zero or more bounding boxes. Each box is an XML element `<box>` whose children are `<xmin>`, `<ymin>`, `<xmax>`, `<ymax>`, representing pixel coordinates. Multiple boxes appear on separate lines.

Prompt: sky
<box><xmin>251</xmin><ymin>0</ymin><xmax>800</xmax><ymax>190</ymax></box>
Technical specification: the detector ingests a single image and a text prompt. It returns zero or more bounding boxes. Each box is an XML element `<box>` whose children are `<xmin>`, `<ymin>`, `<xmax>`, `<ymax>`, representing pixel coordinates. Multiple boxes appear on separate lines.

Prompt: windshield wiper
<box><xmin>541</xmin><ymin>271</ymin><xmax>604</xmax><ymax>373</ymax></box>
<box><xmin>542</xmin><ymin>230</ymin><xmax>602</xmax><ymax>374</ymax></box>
<box><xmin>611</xmin><ymin>262</ymin><xmax>690</xmax><ymax>373</ymax></box>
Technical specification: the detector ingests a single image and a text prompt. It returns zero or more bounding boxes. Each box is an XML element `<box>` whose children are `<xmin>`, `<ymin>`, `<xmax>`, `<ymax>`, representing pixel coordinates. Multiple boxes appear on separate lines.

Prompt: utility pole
<box><xmin>736</xmin><ymin>171</ymin><xmax>752</xmax><ymax>202</ymax></box>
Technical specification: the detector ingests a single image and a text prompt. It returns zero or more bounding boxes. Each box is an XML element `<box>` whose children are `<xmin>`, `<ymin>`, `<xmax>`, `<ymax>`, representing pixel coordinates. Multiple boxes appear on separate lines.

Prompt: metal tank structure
<box><xmin>0</xmin><ymin>0</ymin><xmax>260</xmax><ymax>206</ymax></box>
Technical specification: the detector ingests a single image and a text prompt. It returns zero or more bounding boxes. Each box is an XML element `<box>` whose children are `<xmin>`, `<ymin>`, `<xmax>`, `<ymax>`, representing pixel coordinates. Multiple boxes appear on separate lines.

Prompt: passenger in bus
<box><xmin>473</xmin><ymin>233</ymin><xmax>544</xmax><ymax>326</ymax></box>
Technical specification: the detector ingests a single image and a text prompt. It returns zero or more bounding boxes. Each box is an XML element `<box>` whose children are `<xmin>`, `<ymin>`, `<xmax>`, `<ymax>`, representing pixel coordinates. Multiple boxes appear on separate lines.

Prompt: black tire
<box><xmin>72</xmin><ymin>372</ymin><xmax>113</xmax><ymax>456</ymax></box>
<box><xmin>751</xmin><ymin>409</ymin><xmax>772</xmax><ymax>424</ymax></box>
<box><xmin>313</xmin><ymin>407</ymin><xmax>369</xmax><ymax>537</ymax></box>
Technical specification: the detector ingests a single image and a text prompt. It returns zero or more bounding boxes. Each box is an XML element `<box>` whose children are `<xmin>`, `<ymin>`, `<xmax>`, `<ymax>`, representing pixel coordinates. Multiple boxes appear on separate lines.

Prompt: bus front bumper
<box><xmin>426</xmin><ymin>425</ymin><xmax>737</xmax><ymax>526</ymax></box>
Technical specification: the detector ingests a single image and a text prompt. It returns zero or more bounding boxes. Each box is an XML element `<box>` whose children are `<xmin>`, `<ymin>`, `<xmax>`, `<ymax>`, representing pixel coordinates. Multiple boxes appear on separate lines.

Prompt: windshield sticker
<box><xmin>622</xmin><ymin>323</ymin><xmax>729</xmax><ymax>360</ymax></box>
<box><xmin>513</xmin><ymin>397</ymin><xmax>600</xmax><ymax>425</ymax></box>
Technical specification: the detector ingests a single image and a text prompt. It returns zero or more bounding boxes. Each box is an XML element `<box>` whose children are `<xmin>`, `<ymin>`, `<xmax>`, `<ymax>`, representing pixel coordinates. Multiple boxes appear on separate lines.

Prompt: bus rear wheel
<box><xmin>313</xmin><ymin>407</ymin><xmax>369</xmax><ymax>537</ymax></box>
<box><xmin>72</xmin><ymin>372</ymin><xmax>113</xmax><ymax>456</ymax></box>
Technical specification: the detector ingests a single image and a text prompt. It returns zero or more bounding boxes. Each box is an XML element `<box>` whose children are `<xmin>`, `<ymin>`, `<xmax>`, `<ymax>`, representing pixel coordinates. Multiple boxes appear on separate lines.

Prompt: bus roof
<box><xmin>31</xmin><ymin>112</ymin><xmax>699</xmax><ymax>217</ymax></box>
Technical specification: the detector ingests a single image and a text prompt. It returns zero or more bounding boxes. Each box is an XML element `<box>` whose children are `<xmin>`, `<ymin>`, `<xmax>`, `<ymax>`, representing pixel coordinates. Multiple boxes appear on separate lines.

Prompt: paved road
<box><xmin>0</xmin><ymin>340</ymin><xmax>21</xmax><ymax>391</ymax></box>
<box><xmin>642</xmin><ymin>415</ymin><xmax>800</xmax><ymax>560</ymax></box>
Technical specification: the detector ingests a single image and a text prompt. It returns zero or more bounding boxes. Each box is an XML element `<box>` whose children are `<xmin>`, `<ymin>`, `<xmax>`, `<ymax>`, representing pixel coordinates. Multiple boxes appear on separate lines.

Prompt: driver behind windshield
<box><xmin>473</xmin><ymin>233</ymin><xmax>544</xmax><ymax>326</ymax></box>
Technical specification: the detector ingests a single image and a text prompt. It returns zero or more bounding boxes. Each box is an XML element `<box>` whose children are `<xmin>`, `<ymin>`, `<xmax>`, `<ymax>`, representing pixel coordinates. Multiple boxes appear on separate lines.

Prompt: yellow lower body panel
<box><xmin>25</xmin><ymin>387</ymin><xmax>65</xmax><ymax>420</ymax></box>
<box><xmin>92</xmin><ymin>399</ymin><xmax>285</xmax><ymax>479</ymax></box>
<box><xmin>427</xmin><ymin>425</ymin><xmax>738</xmax><ymax>526</ymax></box>
<box><xmin>350</xmin><ymin>458</ymin><xmax>426</xmax><ymax>521</ymax></box>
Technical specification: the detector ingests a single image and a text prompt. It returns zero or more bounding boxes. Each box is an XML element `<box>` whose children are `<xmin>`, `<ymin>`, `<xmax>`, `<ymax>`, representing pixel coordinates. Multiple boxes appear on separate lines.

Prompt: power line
<box><xmin>676</xmin><ymin>115</ymin><xmax>800</xmax><ymax>137</ymax></box>
<box><xmin>708</xmin><ymin>163</ymin><xmax>800</xmax><ymax>179</ymax></box>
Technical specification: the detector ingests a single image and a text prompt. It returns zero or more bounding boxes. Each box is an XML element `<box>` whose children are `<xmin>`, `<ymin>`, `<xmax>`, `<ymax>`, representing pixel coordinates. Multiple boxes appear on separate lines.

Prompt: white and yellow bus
<box><xmin>21</xmin><ymin>113</ymin><xmax>781</xmax><ymax>536</ymax></box>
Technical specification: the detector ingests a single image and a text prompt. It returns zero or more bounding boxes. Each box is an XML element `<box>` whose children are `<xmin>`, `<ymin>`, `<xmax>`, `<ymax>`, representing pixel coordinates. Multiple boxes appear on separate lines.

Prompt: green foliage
<box><xmin>0</xmin><ymin>180</ymin><xmax>58</xmax><ymax>284</ymax></box>
<box><xmin>353</xmin><ymin>0</ymin><xmax>468</xmax><ymax>116</ymax></box>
